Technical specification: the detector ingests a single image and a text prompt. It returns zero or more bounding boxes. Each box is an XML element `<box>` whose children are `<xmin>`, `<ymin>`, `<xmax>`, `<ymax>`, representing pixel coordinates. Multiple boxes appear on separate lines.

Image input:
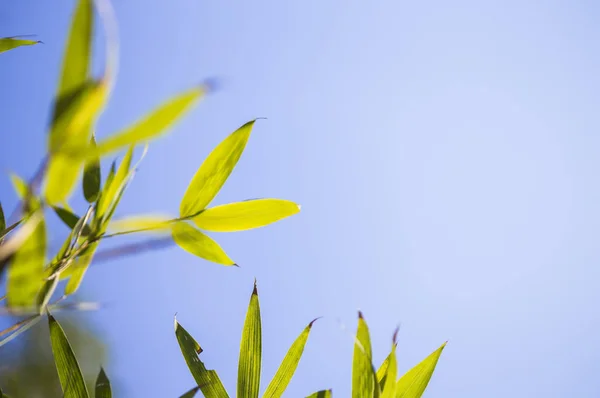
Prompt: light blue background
<box><xmin>2</xmin><ymin>0</ymin><xmax>600</xmax><ymax>396</ymax></box>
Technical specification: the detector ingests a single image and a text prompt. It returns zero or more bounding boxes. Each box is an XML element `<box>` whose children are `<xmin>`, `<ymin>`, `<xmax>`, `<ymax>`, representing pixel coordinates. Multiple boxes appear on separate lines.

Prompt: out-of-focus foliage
<box><xmin>0</xmin><ymin>37</ymin><xmax>41</xmax><ymax>54</ymax></box>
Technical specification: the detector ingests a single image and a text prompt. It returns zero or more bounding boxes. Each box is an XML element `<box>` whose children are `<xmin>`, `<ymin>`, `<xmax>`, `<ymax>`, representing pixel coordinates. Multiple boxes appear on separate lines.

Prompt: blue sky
<box><xmin>2</xmin><ymin>0</ymin><xmax>600</xmax><ymax>396</ymax></box>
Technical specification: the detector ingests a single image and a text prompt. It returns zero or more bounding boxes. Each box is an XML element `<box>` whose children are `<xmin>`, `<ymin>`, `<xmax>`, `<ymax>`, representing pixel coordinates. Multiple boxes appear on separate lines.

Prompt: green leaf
<box><xmin>52</xmin><ymin>206</ymin><xmax>91</xmax><ymax>236</ymax></box>
<box><xmin>381</xmin><ymin>344</ymin><xmax>397</xmax><ymax>398</ymax></box>
<box><xmin>172</xmin><ymin>222</ymin><xmax>235</xmax><ymax>265</ymax></box>
<box><xmin>95</xmin><ymin>367</ymin><xmax>112</xmax><ymax>398</ymax></box>
<box><xmin>238</xmin><ymin>281</ymin><xmax>262</xmax><ymax>398</ymax></box>
<box><xmin>0</xmin><ymin>37</ymin><xmax>40</xmax><ymax>53</ymax></box>
<box><xmin>83</xmin><ymin>135</ymin><xmax>101</xmax><ymax>203</ymax></box>
<box><xmin>10</xmin><ymin>173</ymin><xmax>28</xmax><ymax>199</ymax></box>
<box><xmin>179</xmin><ymin>386</ymin><xmax>201</xmax><ymax>398</ymax></box>
<box><xmin>0</xmin><ymin>385</ymin><xmax>12</xmax><ymax>398</ymax></box>
<box><xmin>193</xmin><ymin>199</ymin><xmax>300</xmax><ymax>232</ymax></box>
<box><xmin>174</xmin><ymin>318</ymin><xmax>229</xmax><ymax>398</ymax></box>
<box><xmin>96</xmin><ymin>146</ymin><xmax>134</xmax><ymax>224</ymax></box>
<box><xmin>0</xmin><ymin>211</ymin><xmax>41</xmax><ymax>264</ymax></box>
<box><xmin>64</xmin><ymin>241</ymin><xmax>98</xmax><ymax>295</ymax></box>
<box><xmin>108</xmin><ymin>214</ymin><xmax>175</xmax><ymax>234</ymax></box>
<box><xmin>306</xmin><ymin>390</ymin><xmax>332</xmax><ymax>398</ymax></box>
<box><xmin>48</xmin><ymin>314</ymin><xmax>90</xmax><ymax>398</ymax></box>
<box><xmin>0</xmin><ymin>220</ymin><xmax>21</xmax><ymax>242</ymax></box>
<box><xmin>0</xmin><ymin>202</ymin><xmax>5</xmax><ymax>232</ymax></box>
<box><xmin>377</xmin><ymin>354</ymin><xmax>390</xmax><ymax>390</ymax></box>
<box><xmin>180</xmin><ymin>120</ymin><xmax>255</xmax><ymax>217</ymax></box>
<box><xmin>6</xmin><ymin>214</ymin><xmax>46</xmax><ymax>308</ymax></box>
<box><xmin>352</xmin><ymin>312</ymin><xmax>375</xmax><ymax>398</ymax></box>
<box><xmin>396</xmin><ymin>342</ymin><xmax>446</xmax><ymax>398</ymax></box>
<box><xmin>91</xmin><ymin>86</ymin><xmax>206</xmax><ymax>157</ymax></box>
<box><xmin>263</xmin><ymin>318</ymin><xmax>317</xmax><ymax>398</ymax></box>
<box><xmin>36</xmin><ymin>275</ymin><xmax>59</xmax><ymax>313</ymax></box>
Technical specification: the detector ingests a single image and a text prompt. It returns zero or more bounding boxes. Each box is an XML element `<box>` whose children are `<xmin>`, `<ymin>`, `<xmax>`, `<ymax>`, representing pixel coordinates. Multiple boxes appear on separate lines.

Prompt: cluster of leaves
<box><xmin>0</xmin><ymin>0</ymin><xmax>446</xmax><ymax>396</ymax></box>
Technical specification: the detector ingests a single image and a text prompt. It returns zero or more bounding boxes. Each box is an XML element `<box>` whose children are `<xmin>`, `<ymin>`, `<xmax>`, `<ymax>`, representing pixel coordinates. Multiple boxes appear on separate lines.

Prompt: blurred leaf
<box><xmin>0</xmin><ymin>202</ymin><xmax>5</xmax><ymax>232</ymax></box>
<box><xmin>10</xmin><ymin>173</ymin><xmax>28</xmax><ymax>199</ymax></box>
<box><xmin>180</xmin><ymin>120</ymin><xmax>255</xmax><ymax>217</ymax></box>
<box><xmin>95</xmin><ymin>367</ymin><xmax>111</xmax><ymax>398</ymax></box>
<box><xmin>0</xmin><ymin>220</ymin><xmax>20</xmax><ymax>242</ymax></box>
<box><xmin>0</xmin><ymin>386</ymin><xmax>11</xmax><ymax>397</ymax></box>
<box><xmin>52</xmin><ymin>206</ymin><xmax>91</xmax><ymax>236</ymax></box>
<box><xmin>64</xmin><ymin>241</ymin><xmax>98</xmax><ymax>295</ymax></box>
<box><xmin>193</xmin><ymin>199</ymin><xmax>300</xmax><ymax>232</ymax></box>
<box><xmin>179</xmin><ymin>386</ymin><xmax>201</xmax><ymax>398</ymax></box>
<box><xmin>264</xmin><ymin>318</ymin><xmax>317</xmax><ymax>398</ymax></box>
<box><xmin>352</xmin><ymin>312</ymin><xmax>375</xmax><ymax>398</ymax></box>
<box><xmin>91</xmin><ymin>86</ymin><xmax>206</xmax><ymax>158</ymax></box>
<box><xmin>36</xmin><ymin>275</ymin><xmax>59</xmax><ymax>313</ymax></box>
<box><xmin>396</xmin><ymin>343</ymin><xmax>446</xmax><ymax>398</ymax></box>
<box><xmin>172</xmin><ymin>222</ymin><xmax>234</xmax><ymax>265</ymax></box>
<box><xmin>306</xmin><ymin>390</ymin><xmax>332</xmax><ymax>398</ymax></box>
<box><xmin>0</xmin><ymin>37</ymin><xmax>40</xmax><ymax>53</ymax></box>
<box><xmin>96</xmin><ymin>146</ymin><xmax>134</xmax><ymax>224</ymax></box>
<box><xmin>174</xmin><ymin>318</ymin><xmax>229</xmax><ymax>398</ymax></box>
<box><xmin>83</xmin><ymin>135</ymin><xmax>101</xmax><ymax>203</ymax></box>
<box><xmin>6</xmin><ymin>214</ymin><xmax>46</xmax><ymax>308</ymax></box>
<box><xmin>380</xmin><ymin>344</ymin><xmax>397</xmax><ymax>398</ymax></box>
<box><xmin>48</xmin><ymin>314</ymin><xmax>90</xmax><ymax>398</ymax></box>
<box><xmin>0</xmin><ymin>211</ymin><xmax>41</xmax><ymax>263</ymax></box>
<box><xmin>108</xmin><ymin>214</ymin><xmax>174</xmax><ymax>234</ymax></box>
<box><xmin>238</xmin><ymin>282</ymin><xmax>262</xmax><ymax>398</ymax></box>
<box><xmin>0</xmin><ymin>315</ymin><xmax>42</xmax><ymax>348</ymax></box>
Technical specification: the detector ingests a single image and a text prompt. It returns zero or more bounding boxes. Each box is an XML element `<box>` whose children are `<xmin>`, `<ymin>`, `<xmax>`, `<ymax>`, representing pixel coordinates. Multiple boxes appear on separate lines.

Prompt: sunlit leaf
<box><xmin>396</xmin><ymin>342</ymin><xmax>446</xmax><ymax>398</ymax></box>
<box><xmin>377</xmin><ymin>354</ymin><xmax>390</xmax><ymax>390</ymax></box>
<box><xmin>83</xmin><ymin>135</ymin><xmax>101</xmax><ymax>203</ymax></box>
<box><xmin>264</xmin><ymin>318</ymin><xmax>317</xmax><ymax>398</ymax></box>
<box><xmin>90</xmin><ymin>86</ymin><xmax>206</xmax><ymax>157</ymax></box>
<box><xmin>180</xmin><ymin>120</ymin><xmax>255</xmax><ymax>217</ymax></box>
<box><xmin>10</xmin><ymin>173</ymin><xmax>28</xmax><ymax>199</ymax></box>
<box><xmin>306</xmin><ymin>390</ymin><xmax>332</xmax><ymax>398</ymax></box>
<box><xmin>96</xmin><ymin>146</ymin><xmax>134</xmax><ymax>223</ymax></box>
<box><xmin>64</xmin><ymin>241</ymin><xmax>98</xmax><ymax>296</ymax></box>
<box><xmin>380</xmin><ymin>343</ymin><xmax>397</xmax><ymax>398</ymax></box>
<box><xmin>37</xmin><ymin>275</ymin><xmax>59</xmax><ymax>313</ymax></box>
<box><xmin>0</xmin><ymin>211</ymin><xmax>41</xmax><ymax>263</ymax></box>
<box><xmin>193</xmin><ymin>199</ymin><xmax>300</xmax><ymax>232</ymax></box>
<box><xmin>174</xmin><ymin>318</ymin><xmax>229</xmax><ymax>398</ymax></box>
<box><xmin>238</xmin><ymin>281</ymin><xmax>262</xmax><ymax>398</ymax></box>
<box><xmin>48</xmin><ymin>314</ymin><xmax>90</xmax><ymax>398</ymax></box>
<box><xmin>352</xmin><ymin>312</ymin><xmax>375</xmax><ymax>398</ymax></box>
<box><xmin>172</xmin><ymin>222</ymin><xmax>235</xmax><ymax>265</ymax></box>
<box><xmin>0</xmin><ymin>37</ymin><xmax>41</xmax><ymax>53</ymax></box>
<box><xmin>179</xmin><ymin>386</ymin><xmax>201</xmax><ymax>398</ymax></box>
<box><xmin>52</xmin><ymin>206</ymin><xmax>91</xmax><ymax>236</ymax></box>
<box><xmin>95</xmin><ymin>367</ymin><xmax>112</xmax><ymax>398</ymax></box>
<box><xmin>108</xmin><ymin>214</ymin><xmax>175</xmax><ymax>235</ymax></box>
<box><xmin>6</xmin><ymin>214</ymin><xmax>46</xmax><ymax>308</ymax></box>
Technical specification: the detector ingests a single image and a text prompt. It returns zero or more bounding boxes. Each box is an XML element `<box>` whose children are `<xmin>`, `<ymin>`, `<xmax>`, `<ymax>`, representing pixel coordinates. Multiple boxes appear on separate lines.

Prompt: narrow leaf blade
<box><xmin>193</xmin><ymin>199</ymin><xmax>300</xmax><ymax>232</ymax></box>
<box><xmin>83</xmin><ymin>135</ymin><xmax>101</xmax><ymax>203</ymax></box>
<box><xmin>95</xmin><ymin>367</ymin><xmax>112</xmax><ymax>398</ymax></box>
<box><xmin>237</xmin><ymin>282</ymin><xmax>262</xmax><ymax>398</ymax></box>
<box><xmin>381</xmin><ymin>344</ymin><xmax>397</xmax><ymax>398</ymax></box>
<box><xmin>179</xmin><ymin>386</ymin><xmax>201</xmax><ymax>398</ymax></box>
<box><xmin>174</xmin><ymin>319</ymin><xmax>229</xmax><ymax>398</ymax></box>
<box><xmin>0</xmin><ymin>37</ymin><xmax>40</xmax><ymax>53</ymax></box>
<box><xmin>180</xmin><ymin>121</ymin><xmax>255</xmax><ymax>217</ymax></box>
<box><xmin>352</xmin><ymin>312</ymin><xmax>375</xmax><ymax>398</ymax></box>
<box><xmin>396</xmin><ymin>342</ymin><xmax>446</xmax><ymax>398</ymax></box>
<box><xmin>172</xmin><ymin>223</ymin><xmax>235</xmax><ymax>265</ymax></box>
<box><xmin>108</xmin><ymin>214</ymin><xmax>174</xmax><ymax>235</ymax></box>
<box><xmin>306</xmin><ymin>390</ymin><xmax>332</xmax><ymax>398</ymax></box>
<box><xmin>263</xmin><ymin>319</ymin><xmax>317</xmax><ymax>398</ymax></box>
<box><xmin>48</xmin><ymin>314</ymin><xmax>90</xmax><ymax>398</ymax></box>
<box><xmin>52</xmin><ymin>206</ymin><xmax>91</xmax><ymax>236</ymax></box>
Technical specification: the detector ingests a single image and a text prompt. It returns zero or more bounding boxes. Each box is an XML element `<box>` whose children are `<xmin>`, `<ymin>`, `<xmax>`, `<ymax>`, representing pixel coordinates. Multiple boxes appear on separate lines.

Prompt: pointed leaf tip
<box><xmin>309</xmin><ymin>317</ymin><xmax>322</xmax><ymax>328</ymax></box>
<box><xmin>358</xmin><ymin>311</ymin><xmax>364</xmax><ymax>319</ymax></box>
<box><xmin>253</xmin><ymin>279</ymin><xmax>258</xmax><ymax>295</ymax></box>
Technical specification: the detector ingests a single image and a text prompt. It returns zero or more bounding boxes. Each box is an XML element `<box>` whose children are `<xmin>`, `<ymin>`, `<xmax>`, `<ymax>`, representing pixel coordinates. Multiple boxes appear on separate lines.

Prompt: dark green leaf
<box><xmin>0</xmin><ymin>202</ymin><xmax>5</xmax><ymax>232</ymax></box>
<box><xmin>237</xmin><ymin>282</ymin><xmax>262</xmax><ymax>398</ymax></box>
<box><xmin>95</xmin><ymin>367</ymin><xmax>112</xmax><ymax>398</ymax></box>
<box><xmin>83</xmin><ymin>135</ymin><xmax>101</xmax><ymax>203</ymax></box>
<box><xmin>179</xmin><ymin>386</ymin><xmax>201</xmax><ymax>398</ymax></box>
<box><xmin>174</xmin><ymin>318</ymin><xmax>229</xmax><ymax>398</ymax></box>
<box><xmin>48</xmin><ymin>314</ymin><xmax>90</xmax><ymax>398</ymax></box>
<box><xmin>52</xmin><ymin>206</ymin><xmax>91</xmax><ymax>236</ymax></box>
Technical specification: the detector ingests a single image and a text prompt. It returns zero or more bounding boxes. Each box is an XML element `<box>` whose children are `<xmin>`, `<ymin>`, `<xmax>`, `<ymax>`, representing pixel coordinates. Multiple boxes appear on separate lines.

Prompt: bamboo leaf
<box><xmin>52</xmin><ymin>206</ymin><xmax>91</xmax><ymax>236</ymax></box>
<box><xmin>172</xmin><ymin>222</ymin><xmax>235</xmax><ymax>265</ymax></box>
<box><xmin>95</xmin><ymin>367</ymin><xmax>112</xmax><ymax>398</ymax></box>
<box><xmin>48</xmin><ymin>314</ymin><xmax>90</xmax><ymax>398</ymax></box>
<box><xmin>0</xmin><ymin>37</ymin><xmax>41</xmax><ymax>53</ymax></box>
<box><xmin>0</xmin><ymin>211</ymin><xmax>41</xmax><ymax>263</ymax></box>
<box><xmin>352</xmin><ymin>312</ymin><xmax>375</xmax><ymax>398</ymax></box>
<box><xmin>381</xmin><ymin>343</ymin><xmax>397</xmax><ymax>398</ymax></box>
<box><xmin>92</xmin><ymin>86</ymin><xmax>206</xmax><ymax>157</ymax></box>
<box><xmin>179</xmin><ymin>386</ymin><xmax>201</xmax><ymax>398</ymax></box>
<box><xmin>83</xmin><ymin>135</ymin><xmax>101</xmax><ymax>203</ymax></box>
<box><xmin>108</xmin><ymin>214</ymin><xmax>175</xmax><ymax>234</ymax></box>
<box><xmin>6</xmin><ymin>214</ymin><xmax>46</xmax><ymax>308</ymax></box>
<box><xmin>37</xmin><ymin>275</ymin><xmax>59</xmax><ymax>313</ymax></box>
<box><xmin>377</xmin><ymin>355</ymin><xmax>390</xmax><ymax>390</ymax></box>
<box><xmin>0</xmin><ymin>202</ymin><xmax>5</xmax><ymax>232</ymax></box>
<box><xmin>396</xmin><ymin>343</ymin><xmax>446</xmax><ymax>398</ymax></box>
<box><xmin>64</xmin><ymin>241</ymin><xmax>98</xmax><ymax>295</ymax></box>
<box><xmin>238</xmin><ymin>281</ymin><xmax>262</xmax><ymax>398</ymax></box>
<box><xmin>193</xmin><ymin>199</ymin><xmax>300</xmax><ymax>232</ymax></box>
<box><xmin>306</xmin><ymin>390</ymin><xmax>332</xmax><ymax>398</ymax></box>
<box><xmin>174</xmin><ymin>318</ymin><xmax>229</xmax><ymax>398</ymax></box>
<box><xmin>96</xmin><ymin>146</ymin><xmax>134</xmax><ymax>223</ymax></box>
<box><xmin>263</xmin><ymin>318</ymin><xmax>317</xmax><ymax>398</ymax></box>
<box><xmin>180</xmin><ymin>121</ymin><xmax>255</xmax><ymax>217</ymax></box>
<box><xmin>0</xmin><ymin>220</ymin><xmax>21</xmax><ymax>242</ymax></box>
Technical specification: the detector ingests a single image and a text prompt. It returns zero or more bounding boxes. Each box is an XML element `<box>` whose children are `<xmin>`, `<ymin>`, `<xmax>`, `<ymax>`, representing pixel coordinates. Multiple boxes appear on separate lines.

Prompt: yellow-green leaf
<box><xmin>37</xmin><ymin>275</ymin><xmax>59</xmax><ymax>313</ymax></box>
<box><xmin>352</xmin><ymin>312</ymin><xmax>375</xmax><ymax>398</ymax></box>
<box><xmin>172</xmin><ymin>222</ymin><xmax>235</xmax><ymax>265</ymax></box>
<box><xmin>381</xmin><ymin>344</ymin><xmax>397</xmax><ymax>398</ymax></box>
<box><xmin>0</xmin><ymin>37</ymin><xmax>41</xmax><ymax>53</ymax></box>
<box><xmin>263</xmin><ymin>319</ymin><xmax>317</xmax><ymax>398</ymax></box>
<box><xmin>306</xmin><ymin>390</ymin><xmax>332</xmax><ymax>398</ymax></box>
<box><xmin>10</xmin><ymin>173</ymin><xmax>28</xmax><ymax>199</ymax></box>
<box><xmin>6</xmin><ymin>214</ymin><xmax>46</xmax><ymax>308</ymax></box>
<box><xmin>377</xmin><ymin>354</ymin><xmax>390</xmax><ymax>390</ymax></box>
<box><xmin>180</xmin><ymin>121</ymin><xmax>255</xmax><ymax>217</ymax></box>
<box><xmin>92</xmin><ymin>86</ymin><xmax>206</xmax><ymax>157</ymax></box>
<box><xmin>238</xmin><ymin>282</ymin><xmax>262</xmax><ymax>398</ymax></box>
<box><xmin>48</xmin><ymin>314</ymin><xmax>90</xmax><ymax>398</ymax></box>
<box><xmin>0</xmin><ymin>211</ymin><xmax>41</xmax><ymax>264</ymax></box>
<box><xmin>396</xmin><ymin>342</ymin><xmax>446</xmax><ymax>398</ymax></box>
<box><xmin>83</xmin><ymin>135</ymin><xmax>101</xmax><ymax>203</ymax></box>
<box><xmin>193</xmin><ymin>199</ymin><xmax>300</xmax><ymax>232</ymax></box>
<box><xmin>174</xmin><ymin>318</ymin><xmax>229</xmax><ymax>398</ymax></box>
<box><xmin>95</xmin><ymin>367</ymin><xmax>112</xmax><ymax>398</ymax></box>
<box><xmin>108</xmin><ymin>214</ymin><xmax>175</xmax><ymax>235</ymax></box>
<box><xmin>179</xmin><ymin>386</ymin><xmax>201</xmax><ymax>398</ymax></box>
<box><xmin>64</xmin><ymin>241</ymin><xmax>98</xmax><ymax>296</ymax></box>
<box><xmin>96</xmin><ymin>146</ymin><xmax>134</xmax><ymax>223</ymax></box>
